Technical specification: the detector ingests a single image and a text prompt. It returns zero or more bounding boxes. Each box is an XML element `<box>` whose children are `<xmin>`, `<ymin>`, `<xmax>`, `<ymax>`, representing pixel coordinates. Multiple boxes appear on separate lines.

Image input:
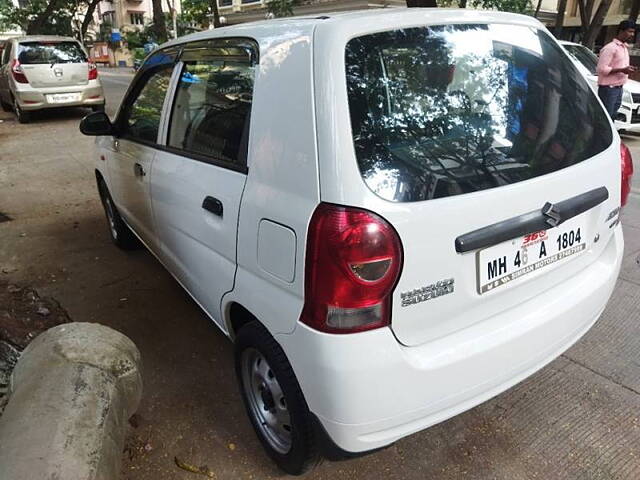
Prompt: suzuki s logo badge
<box><xmin>542</xmin><ymin>202</ymin><xmax>561</xmax><ymax>228</ymax></box>
<box><xmin>54</xmin><ymin>67</ymin><xmax>63</xmax><ymax>77</ymax></box>
<box><xmin>401</xmin><ymin>278</ymin><xmax>454</xmax><ymax>307</ymax></box>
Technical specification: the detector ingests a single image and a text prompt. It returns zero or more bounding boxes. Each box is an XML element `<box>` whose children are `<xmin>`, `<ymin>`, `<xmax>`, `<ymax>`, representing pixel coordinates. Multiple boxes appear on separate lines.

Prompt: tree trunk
<box><xmin>26</xmin><ymin>0</ymin><xmax>61</xmax><ymax>34</ymax></box>
<box><xmin>630</xmin><ymin>0</ymin><xmax>640</xmax><ymax>23</ymax></box>
<box><xmin>81</xmin><ymin>0</ymin><xmax>101</xmax><ymax>40</ymax></box>
<box><xmin>406</xmin><ymin>0</ymin><xmax>438</xmax><ymax>7</ymax></box>
<box><xmin>209</xmin><ymin>0</ymin><xmax>221</xmax><ymax>28</ymax></box>
<box><xmin>458</xmin><ymin>0</ymin><xmax>467</xmax><ymax>7</ymax></box>
<box><xmin>151</xmin><ymin>0</ymin><xmax>168</xmax><ymax>42</ymax></box>
<box><xmin>583</xmin><ymin>0</ymin><xmax>615</xmax><ymax>48</ymax></box>
<box><xmin>554</xmin><ymin>0</ymin><xmax>568</xmax><ymax>38</ymax></box>
<box><xmin>577</xmin><ymin>0</ymin><xmax>588</xmax><ymax>36</ymax></box>
<box><xmin>534</xmin><ymin>0</ymin><xmax>543</xmax><ymax>18</ymax></box>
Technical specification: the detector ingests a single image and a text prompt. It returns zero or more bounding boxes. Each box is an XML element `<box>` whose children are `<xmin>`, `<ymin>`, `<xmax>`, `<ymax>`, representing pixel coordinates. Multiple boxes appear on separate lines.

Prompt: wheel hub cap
<box><xmin>241</xmin><ymin>348</ymin><xmax>292</xmax><ymax>454</ymax></box>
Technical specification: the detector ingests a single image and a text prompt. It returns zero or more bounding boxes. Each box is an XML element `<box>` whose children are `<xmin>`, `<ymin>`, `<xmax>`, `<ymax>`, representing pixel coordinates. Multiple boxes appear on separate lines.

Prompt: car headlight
<box><xmin>623</xmin><ymin>89</ymin><xmax>633</xmax><ymax>104</ymax></box>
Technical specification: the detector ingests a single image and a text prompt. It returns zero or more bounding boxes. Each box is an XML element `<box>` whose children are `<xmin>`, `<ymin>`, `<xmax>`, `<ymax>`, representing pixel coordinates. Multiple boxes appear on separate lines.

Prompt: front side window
<box><xmin>122</xmin><ymin>67</ymin><xmax>173</xmax><ymax>143</ymax></box>
<box><xmin>168</xmin><ymin>39</ymin><xmax>257</xmax><ymax>167</ymax></box>
<box><xmin>18</xmin><ymin>41</ymin><xmax>87</xmax><ymax>64</ymax></box>
<box><xmin>345</xmin><ymin>24</ymin><xmax>612</xmax><ymax>203</ymax></box>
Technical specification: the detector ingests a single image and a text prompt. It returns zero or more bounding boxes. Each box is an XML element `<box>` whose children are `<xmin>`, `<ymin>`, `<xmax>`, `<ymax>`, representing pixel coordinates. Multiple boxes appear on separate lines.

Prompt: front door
<box><xmin>107</xmin><ymin>59</ymin><xmax>175</xmax><ymax>245</ymax></box>
<box><xmin>151</xmin><ymin>39</ymin><xmax>257</xmax><ymax>327</ymax></box>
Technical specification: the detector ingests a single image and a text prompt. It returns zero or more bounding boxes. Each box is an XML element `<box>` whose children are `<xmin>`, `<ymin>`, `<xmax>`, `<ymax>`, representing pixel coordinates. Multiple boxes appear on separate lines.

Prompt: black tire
<box><xmin>235</xmin><ymin>321</ymin><xmax>322</xmax><ymax>475</ymax></box>
<box><xmin>92</xmin><ymin>104</ymin><xmax>106</xmax><ymax>112</ymax></box>
<box><xmin>97</xmin><ymin>178</ymin><xmax>141</xmax><ymax>250</ymax></box>
<box><xmin>13</xmin><ymin>98</ymin><xmax>30</xmax><ymax>124</ymax></box>
<box><xmin>0</xmin><ymin>97</ymin><xmax>11</xmax><ymax>112</ymax></box>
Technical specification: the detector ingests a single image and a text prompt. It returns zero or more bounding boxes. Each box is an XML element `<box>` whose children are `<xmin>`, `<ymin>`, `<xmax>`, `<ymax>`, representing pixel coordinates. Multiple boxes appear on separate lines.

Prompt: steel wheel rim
<box><xmin>104</xmin><ymin>196</ymin><xmax>118</xmax><ymax>239</ymax></box>
<box><xmin>241</xmin><ymin>348</ymin><xmax>292</xmax><ymax>454</ymax></box>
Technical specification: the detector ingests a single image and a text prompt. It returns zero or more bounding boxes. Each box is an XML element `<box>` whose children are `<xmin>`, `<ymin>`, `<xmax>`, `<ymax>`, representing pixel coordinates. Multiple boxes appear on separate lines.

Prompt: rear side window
<box><xmin>18</xmin><ymin>41</ymin><xmax>87</xmax><ymax>64</ymax></box>
<box><xmin>168</xmin><ymin>39</ymin><xmax>257</xmax><ymax>169</ymax></box>
<box><xmin>345</xmin><ymin>24</ymin><xmax>612</xmax><ymax>203</ymax></box>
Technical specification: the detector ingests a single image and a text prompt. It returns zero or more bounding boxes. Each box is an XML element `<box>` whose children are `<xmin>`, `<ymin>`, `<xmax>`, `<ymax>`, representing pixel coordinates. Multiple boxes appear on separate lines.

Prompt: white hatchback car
<box><xmin>0</xmin><ymin>36</ymin><xmax>105</xmax><ymax>123</ymax></box>
<box><xmin>560</xmin><ymin>40</ymin><xmax>640</xmax><ymax>132</ymax></box>
<box><xmin>80</xmin><ymin>10</ymin><xmax>632</xmax><ymax>474</ymax></box>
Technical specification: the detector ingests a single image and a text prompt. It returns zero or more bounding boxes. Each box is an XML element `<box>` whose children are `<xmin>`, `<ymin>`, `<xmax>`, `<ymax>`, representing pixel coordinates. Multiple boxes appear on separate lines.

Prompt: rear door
<box><xmin>17</xmin><ymin>41</ymin><xmax>89</xmax><ymax>88</ymax></box>
<box><xmin>319</xmin><ymin>21</ymin><xmax>620</xmax><ymax>347</ymax></box>
<box><xmin>151</xmin><ymin>39</ymin><xmax>256</xmax><ymax>327</ymax></box>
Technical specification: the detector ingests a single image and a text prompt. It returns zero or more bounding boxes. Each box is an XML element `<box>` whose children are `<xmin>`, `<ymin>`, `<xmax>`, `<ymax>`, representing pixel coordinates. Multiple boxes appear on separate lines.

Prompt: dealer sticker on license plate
<box><xmin>47</xmin><ymin>93</ymin><xmax>80</xmax><ymax>104</ymax></box>
<box><xmin>477</xmin><ymin>220</ymin><xmax>587</xmax><ymax>294</ymax></box>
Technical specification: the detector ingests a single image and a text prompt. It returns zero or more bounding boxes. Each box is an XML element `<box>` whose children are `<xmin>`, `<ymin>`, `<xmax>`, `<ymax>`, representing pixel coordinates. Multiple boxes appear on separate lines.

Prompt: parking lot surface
<box><xmin>0</xmin><ymin>69</ymin><xmax>639</xmax><ymax>479</ymax></box>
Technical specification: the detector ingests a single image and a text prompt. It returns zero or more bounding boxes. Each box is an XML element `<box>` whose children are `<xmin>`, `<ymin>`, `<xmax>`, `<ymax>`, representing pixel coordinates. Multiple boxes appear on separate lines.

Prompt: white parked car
<box><xmin>560</xmin><ymin>40</ymin><xmax>640</xmax><ymax>132</ymax></box>
<box><xmin>80</xmin><ymin>10</ymin><xmax>632</xmax><ymax>474</ymax></box>
<box><xmin>0</xmin><ymin>36</ymin><xmax>105</xmax><ymax>123</ymax></box>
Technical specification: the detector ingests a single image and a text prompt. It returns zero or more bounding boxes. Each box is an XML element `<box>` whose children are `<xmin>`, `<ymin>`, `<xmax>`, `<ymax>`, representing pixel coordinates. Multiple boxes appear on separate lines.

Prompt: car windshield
<box><xmin>345</xmin><ymin>24</ymin><xmax>612</xmax><ymax>203</ymax></box>
<box><xmin>563</xmin><ymin>44</ymin><xmax>598</xmax><ymax>75</ymax></box>
<box><xmin>18</xmin><ymin>41</ymin><xmax>87</xmax><ymax>65</ymax></box>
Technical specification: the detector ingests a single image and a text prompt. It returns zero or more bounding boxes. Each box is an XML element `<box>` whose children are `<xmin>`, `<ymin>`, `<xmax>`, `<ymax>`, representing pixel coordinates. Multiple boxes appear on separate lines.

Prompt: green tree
<box><xmin>181</xmin><ymin>0</ymin><xmax>220</xmax><ymax>28</ymax></box>
<box><xmin>267</xmin><ymin>0</ymin><xmax>298</xmax><ymax>17</ymax></box>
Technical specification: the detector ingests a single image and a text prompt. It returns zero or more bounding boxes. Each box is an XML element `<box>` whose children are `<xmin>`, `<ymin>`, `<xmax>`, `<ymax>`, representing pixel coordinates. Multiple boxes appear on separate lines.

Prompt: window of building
<box><xmin>219</xmin><ymin>0</ymin><xmax>232</xmax><ymax>6</ymax></box>
<box><xmin>130</xmin><ymin>13</ymin><xmax>144</xmax><ymax>25</ymax></box>
<box><xmin>102</xmin><ymin>11</ymin><xmax>115</xmax><ymax>25</ymax></box>
<box><xmin>168</xmin><ymin>39</ymin><xmax>258</xmax><ymax>168</ymax></box>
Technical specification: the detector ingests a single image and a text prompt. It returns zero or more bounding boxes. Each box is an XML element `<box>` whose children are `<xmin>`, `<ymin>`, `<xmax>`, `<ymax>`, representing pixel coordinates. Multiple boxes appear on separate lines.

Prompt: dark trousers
<box><xmin>598</xmin><ymin>85</ymin><xmax>623</xmax><ymax>120</ymax></box>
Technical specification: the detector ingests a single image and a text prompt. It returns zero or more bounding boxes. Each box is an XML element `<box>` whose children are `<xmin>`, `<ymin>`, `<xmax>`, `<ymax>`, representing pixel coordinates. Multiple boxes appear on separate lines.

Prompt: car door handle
<box><xmin>133</xmin><ymin>162</ymin><xmax>146</xmax><ymax>177</ymax></box>
<box><xmin>202</xmin><ymin>196</ymin><xmax>223</xmax><ymax>217</ymax></box>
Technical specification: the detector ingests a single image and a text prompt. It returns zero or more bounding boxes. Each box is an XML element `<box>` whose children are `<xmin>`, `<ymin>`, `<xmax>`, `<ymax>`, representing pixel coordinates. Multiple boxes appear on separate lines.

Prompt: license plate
<box><xmin>477</xmin><ymin>220</ymin><xmax>587</xmax><ymax>294</ymax></box>
<box><xmin>47</xmin><ymin>93</ymin><xmax>80</xmax><ymax>104</ymax></box>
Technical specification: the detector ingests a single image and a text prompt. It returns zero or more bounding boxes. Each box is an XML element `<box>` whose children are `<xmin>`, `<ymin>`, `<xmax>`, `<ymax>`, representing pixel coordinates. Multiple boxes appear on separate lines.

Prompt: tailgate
<box><xmin>317</xmin><ymin>20</ymin><xmax>621</xmax><ymax>347</ymax></box>
<box><xmin>18</xmin><ymin>41</ymin><xmax>88</xmax><ymax>88</ymax></box>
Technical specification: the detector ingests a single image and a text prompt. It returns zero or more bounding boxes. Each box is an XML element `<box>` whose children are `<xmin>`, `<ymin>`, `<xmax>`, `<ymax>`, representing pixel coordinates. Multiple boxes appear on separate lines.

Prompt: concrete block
<box><xmin>0</xmin><ymin>322</ymin><xmax>142</xmax><ymax>480</ymax></box>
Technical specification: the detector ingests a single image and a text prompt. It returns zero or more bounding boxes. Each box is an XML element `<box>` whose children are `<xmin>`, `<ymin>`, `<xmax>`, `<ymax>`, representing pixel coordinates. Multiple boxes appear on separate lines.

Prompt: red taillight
<box><xmin>621</xmin><ymin>143</ymin><xmax>634</xmax><ymax>207</ymax></box>
<box><xmin>88</xmin><ymin>62</ymin><xmax>98</xmax><ymax>80</ymax></box>
<box><xmin>11</xmin><ymin>59</ymin><xmax>28</xmax><ymax>84</ymax></box>
<box><xmin>301</xmin><ymin>203</ymin><xmax>403</xmax><ymax>334</ymax></box>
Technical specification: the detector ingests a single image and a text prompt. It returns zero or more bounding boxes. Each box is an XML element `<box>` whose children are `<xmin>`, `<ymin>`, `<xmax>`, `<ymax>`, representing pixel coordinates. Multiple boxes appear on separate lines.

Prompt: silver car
<box><xmin>0</xmin><ymin>36</ymin><xmax>105</xmax><ymax>123</ymax></box>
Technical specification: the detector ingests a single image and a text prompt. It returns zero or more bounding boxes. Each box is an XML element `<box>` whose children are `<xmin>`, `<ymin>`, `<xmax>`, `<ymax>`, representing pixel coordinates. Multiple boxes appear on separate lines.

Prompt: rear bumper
<box><xmin>13</xmin><ymin>81</ymin><xmax>104</xmax><ymax>110</ymax></box>
<box><xmin>277</xmin><ymin>225</ymin><xmax>623</xmax><ymax>453</ymax></box>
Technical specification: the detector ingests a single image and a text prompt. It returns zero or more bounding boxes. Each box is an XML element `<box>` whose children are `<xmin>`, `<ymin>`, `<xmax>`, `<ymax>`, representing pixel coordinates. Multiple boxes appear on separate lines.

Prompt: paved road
<box><xmin>0</xmin><ymin>70</ymin><xmax>639</xmax><ymax>479</ymax></box>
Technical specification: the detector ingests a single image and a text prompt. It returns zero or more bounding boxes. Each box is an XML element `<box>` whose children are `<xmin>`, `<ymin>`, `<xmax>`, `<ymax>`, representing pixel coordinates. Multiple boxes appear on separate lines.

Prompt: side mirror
<box><xmin>79</xmin><ymin>112</ymin><xmax>113</xmax><ymax>136</ymax></box>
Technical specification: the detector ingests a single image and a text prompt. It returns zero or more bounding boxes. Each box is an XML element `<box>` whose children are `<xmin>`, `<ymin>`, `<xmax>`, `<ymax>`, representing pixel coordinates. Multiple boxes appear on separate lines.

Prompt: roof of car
<box><xmin>160</xmin><ymin>7</ymin><xmax>544</xmax><ymax>49</ymax></box>
<box><xmin>8</xmin><ymin>35</ymin><xmax>80</xmax><ymax>43</ymax></box>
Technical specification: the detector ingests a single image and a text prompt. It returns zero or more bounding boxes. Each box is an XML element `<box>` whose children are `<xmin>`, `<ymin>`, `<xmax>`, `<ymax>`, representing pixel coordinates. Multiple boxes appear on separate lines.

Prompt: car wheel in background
<box><xmin>235</xmin><ymin>321</ymin><xmax>322</xmax><ymax>475</ymax></box>
<box><xmin>97</xmin><ymin>178</ymin><xmax>141</xmax><ymax>250</ymax></box>
<box><xmin>0</xmin><ymin>98</ymin><xmax>11</xmax><ymax>112</ymax></box>
<box><xmin>92</xmin><ymin>104</ymin><xmax>106</xmax><ymax>112</ymax></box>
<box><xmin>13</xmin><ymin>97</ymin><xmax>30</xmax><ymax>124</ymax></box>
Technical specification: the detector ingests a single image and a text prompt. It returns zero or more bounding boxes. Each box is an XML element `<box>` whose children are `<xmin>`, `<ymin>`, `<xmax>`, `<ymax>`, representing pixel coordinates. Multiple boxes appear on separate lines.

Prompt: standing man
<box><xmin>597</xmin><ymin>20</ymin><xmax>637</xmax><ymax>119</ymax></box>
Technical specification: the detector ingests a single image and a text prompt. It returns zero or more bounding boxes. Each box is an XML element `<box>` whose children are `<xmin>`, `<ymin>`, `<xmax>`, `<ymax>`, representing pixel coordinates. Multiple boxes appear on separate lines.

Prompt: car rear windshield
<box><xmin>18</xmin><ymin>41</ymin><xmax>87</xmax><ymax>65</ymax></box>
<box><xmin>345</xmin><ymin>24</ymin><xmax>612</xmax><ymax>203</ymax></box>
<box><xmin>563</xmin><ymin>44</ymin><xmax>598</xmax><ymax>75</ymax></box>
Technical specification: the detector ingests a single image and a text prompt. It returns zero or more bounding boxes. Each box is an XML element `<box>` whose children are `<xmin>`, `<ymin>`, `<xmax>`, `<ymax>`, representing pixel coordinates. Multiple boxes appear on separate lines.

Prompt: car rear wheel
<box><xmin>97</xmin><ymin>178</ymin><xmax>141</xmax><ymax>250</ymax></box>
<box><xmin>13</xmin><ymin>98</ymin><xmax>30</xmax><ymax>124</ymax></box>
<box><xmin>234</xmin><ymin>321</ymin><xmax>322</xmax><ymax>475</ymax></box>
